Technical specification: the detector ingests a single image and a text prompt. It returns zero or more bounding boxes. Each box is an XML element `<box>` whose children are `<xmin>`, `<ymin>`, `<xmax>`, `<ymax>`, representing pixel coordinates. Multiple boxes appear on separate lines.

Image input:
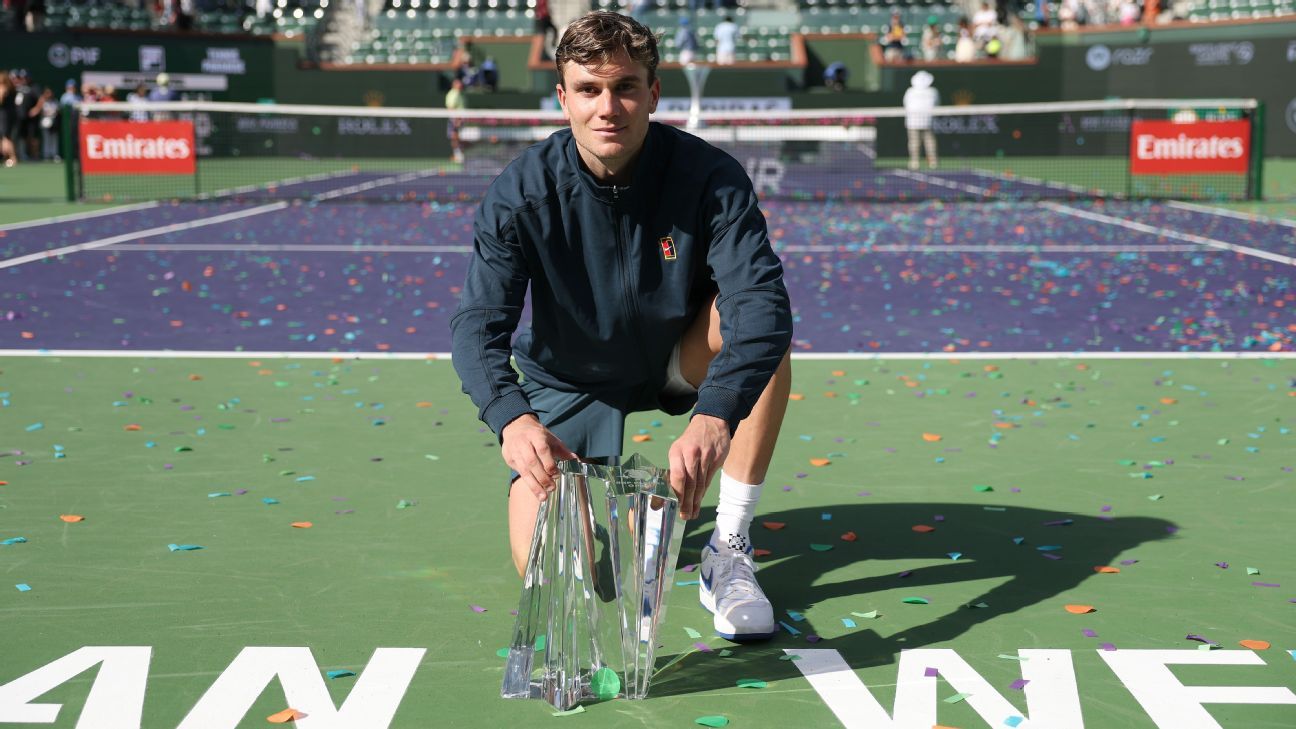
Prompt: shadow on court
<box><xmin>648</xmin><ymin>502</ymin><xmax>1176</xmax><ymax>697</ymax></box>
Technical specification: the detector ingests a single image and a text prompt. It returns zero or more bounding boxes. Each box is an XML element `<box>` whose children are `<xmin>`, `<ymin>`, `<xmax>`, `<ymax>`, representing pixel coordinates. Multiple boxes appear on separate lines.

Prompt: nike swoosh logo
<box><xmin>701</xmin><ymin>569</ymin><xmax>714</xmax><ymax>592</ymax></box>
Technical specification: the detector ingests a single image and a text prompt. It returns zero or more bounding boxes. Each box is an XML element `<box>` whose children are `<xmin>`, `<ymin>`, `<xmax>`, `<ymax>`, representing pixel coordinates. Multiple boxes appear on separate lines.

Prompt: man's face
<box><xmin>556</xmin><ymin>49</ymin><xmax>660</xmax><ymax>181</ymax></box>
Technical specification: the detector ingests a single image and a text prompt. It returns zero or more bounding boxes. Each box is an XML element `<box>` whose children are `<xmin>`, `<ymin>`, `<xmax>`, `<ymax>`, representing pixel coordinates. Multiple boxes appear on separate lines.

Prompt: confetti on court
<box><xmin>266</xmin><ymin>708</ymin><xmax>305</xmax><ymax>723</ymax></box>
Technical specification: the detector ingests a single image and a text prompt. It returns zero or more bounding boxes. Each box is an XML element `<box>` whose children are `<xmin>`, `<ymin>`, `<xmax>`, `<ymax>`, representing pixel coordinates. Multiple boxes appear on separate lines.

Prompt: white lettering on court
<box><xmin>0</xmin><ymin>646</ymin><xmax>150</xmax><ymax>727</ymax></box>
<box><xmin>175</xmin><ymin>647</ymin><xmax>425</xmax><ymax>729</ymax></box>
<box><xmin>788</xmin><ymin>648</ymin><xmax>1083</xmax><ymax>728</ymax></box>
<box><xmin>1099</xmin><ymin>649</ymin><xmax>1296</xmax><ymax>728</ymax></box>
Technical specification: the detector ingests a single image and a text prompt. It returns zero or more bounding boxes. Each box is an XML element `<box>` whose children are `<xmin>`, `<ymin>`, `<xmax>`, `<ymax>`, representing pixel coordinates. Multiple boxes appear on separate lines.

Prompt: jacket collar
<box><xmin>567</xmin><ymin>122</ymin><xmax>662</xmax><ymax>205</ymax></box>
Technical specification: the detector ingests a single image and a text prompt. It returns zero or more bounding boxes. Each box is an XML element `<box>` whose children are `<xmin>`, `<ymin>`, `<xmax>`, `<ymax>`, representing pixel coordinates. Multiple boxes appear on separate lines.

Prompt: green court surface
<box><xmin>1</xmin><ymin>356</ymin><xmax>1293</xmax><ymax>728</ymax></box>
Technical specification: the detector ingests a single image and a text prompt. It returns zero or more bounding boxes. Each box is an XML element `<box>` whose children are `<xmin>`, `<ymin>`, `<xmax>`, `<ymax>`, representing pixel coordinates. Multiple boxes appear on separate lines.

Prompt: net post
<box><xmin>61</xmin><ymin>103</ymin><xmax>77</xmax><ymax>202</ymax></box>
<box><xmin>1248</xmin><ymin>102</ymin><xmax>1264</xmax><ymax>202</ymax></box>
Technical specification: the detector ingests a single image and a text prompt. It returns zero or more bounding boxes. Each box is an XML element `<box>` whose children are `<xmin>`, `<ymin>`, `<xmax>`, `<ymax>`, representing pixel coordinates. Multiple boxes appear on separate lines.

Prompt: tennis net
<box><xmin>69</xmin><ymin>98</ymin><xmax>1264</xmax><ymax>204</ymax></box>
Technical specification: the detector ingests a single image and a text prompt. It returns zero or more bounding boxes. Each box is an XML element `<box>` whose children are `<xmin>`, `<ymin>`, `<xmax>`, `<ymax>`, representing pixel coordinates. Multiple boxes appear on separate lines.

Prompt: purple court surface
<box><xmin>2</xmin><ymin>193</ymin><xmax>1293</xmax><ymax>354</ymax></box>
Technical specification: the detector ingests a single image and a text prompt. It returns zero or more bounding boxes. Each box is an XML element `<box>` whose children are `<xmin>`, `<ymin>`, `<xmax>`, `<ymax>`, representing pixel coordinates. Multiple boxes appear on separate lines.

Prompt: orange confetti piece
<box><xmin>1093</xmin><ymin>566</ymin><xmax>1120</xmax><ymax>574</ymax></box>
<box><xmin>1238</xmin><ymin>640</ymin><xmax>1270</xmax><ymax>650</ymax></box>
<box><xmin>762</xmin><ymin>521</ymin><xmax>786</xmax><ymax>530</ymax></box>
<box><xmin>841</xmin><ymin>531</ymin><xmax>857</xmax><ymax>542</ymax></box>
<box><xmin>124</xmin><ymin>424</ymin><xmax>142</xmax><ymax>431</ymax></box>
<box><xmin>291</xmin><ymin>522</ymin><xmax>313</xmax><ymax>529</ymax></box>
<box><xmin>788</xmin><ymin>393</ymin><xmax>805</xmax><ymax>401</ymax></box>
<box><xmin>810</xmin><ymin>458</ymin><xmax>831</xmax><ymax>467</ymax></box>
<box><xmin>752</xmin><ymin>548</ymin><xmax>772</xmax><ymax>558</ymax></box>
<box><xmin>1159</xmin><ymin>397</ymin><xmax>1177</xmax><ymax>405</ymax></box>
<box><xmin>631</xmin><ymin>434</ymin><xmax>652</xmax><ymax>442</ymax></box>
<box><xmin>248</xmin><ymin>361</ymin><xmax>262</xmax><ymax>367</ymax></box>
<box><xmin>20</xmin><ymin>331</ymin><xmax>34</xmax><ymax>339</ymax></box>
<box><xmin>59</xmin><ymin>515</ymin><xmax>84</xmax><ymax>523</ymax></box>
<box><xmin>267</xmin><ymin>708</ymin><xmax>306</xmax><ymax>723</ymax></box>
<box><xmin>416</xmin><ymin>402</ymin><xmax>433</xmax><ymax>408</ymax></box>
<box><xmin>0</xmin><ymin>481</ymin><xmax>8</xmax><ymax>486</ymax></box>
<box><xmin>187</xmin><ymin>374</ymin><xmax>202</xmax><ymax>381</ymax></box>
<box><xmin>922</xmin><ymin>433</ymin><xmax>942</xmax><ymax>442</ymax></box>
<box><xmin>1065</xmin><ymin>604</ymin><xmax>1096</xmax><ymax>614</ymax></box>
<box><xmin>983</xmin><ymin>365</ymin><xmax>999</xmax><ymax>372</ymax></box>
<box><xmin>258</xmin><ymin>369</ymin><xmax>275</xmax><ymax>376</ymax></box>
<box><xmin>823</xmin><ymin>391</ymin><xmax>838</xmax><ymax>398</ymax></box>
<box><xmin>993</xmin><ymin>422</ymin><xmax>1016</xmax><ymax>429</ymax></box>
<box><xmin>912</xmin><ymin>525</ymin><xmax>936</xmax><ymax>533</ymax></box>
<box><xmin>831</xmin><ymin>370</ymin><xmax>845</xmax><ymax>377</ymax></box>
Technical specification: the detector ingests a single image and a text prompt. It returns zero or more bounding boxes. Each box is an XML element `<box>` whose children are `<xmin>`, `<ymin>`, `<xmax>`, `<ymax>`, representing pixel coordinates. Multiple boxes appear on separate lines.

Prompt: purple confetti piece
<box><xmin>1100</xmin><ymin>643</ymin><xmax>1117</xmax><ymax>651</ymax></box>
<box><xmin>898</xmin><ymin>570</ymin><xmax>913</xmax><ymax>578</ymax></box>
<box><xmin>470</xmin><ymin>605</ymin><xmax>487</xmax><ymax>613</ymax></box>
<box><xmin>1166</xmin><ymin>526</ymin><xmax>1179</xmax><ymax>534</ymax></box>
<box><xmin>235</xmin><ymin>489</ymin><xmax>248</xmax><ymax>495</ymax></box>
<box><xmin>857</xmin><ymin>491</ymin><xmax>871</xmax><ymax>497</ymax></box>
<box><xmin>1010</xmin><ymin>487</ymin><xmax>1022</xmax><ymax>493</ymax></box>
<box><xmin>1186</xmin><ymin>634</ymin><xmax>1211</xmax><ymax>644</ymax></box>
<box><xmin>1083</xmin><ymin>629</ymin><xmax>1098</xmax><ymax>638</ymax></box>
<box><xmin>510</xmin><ymin>610</ymin><xmax>519</xmax><ymax>616</ymax></box>
<box><xmin>1010</xmin><ymin>679</ymin><xmax>1029</xmax><ymax>690</ymax></box>
<box><xmin>1041</xmin><ymin>553</ymin><xmax>1063</xmax><ymax>560</ymax></box>
<box><xmin>271</xmin><ymin>418</ymin><xmax>290</xmax><ymax>423</ymax></box>
<box><xmin>782</xmin><ymin>486</ymin><xmax>793</xmax><ymax>492</ymax></box>
<box><xmin>883</xmin><ymin>448</ymin><xmax>897</xmax><ymax>453</ymax></box>
<box><xmin>924</xmin><ymin>667</ymin><xmax>940</xmax><ymax>677</ymax></box>
<box><xmin>934</xmin><ymin>515</ymin><xmax>945</xmax><ymax>522</ymax></box>
<box><xmin>1120</xmin><ymin>559</ymin><xmax>1139</xmax><ymax>566</ymax></box>
<box><xmin>1252</xmin><ymin>582</ymin><xmax>1280</xmax><ymax>588</ymax></box>
<box><xmin>795</xmin><ymin>472</ymin><xmax>808</xmax><ymax>479</ymax></box>
<box><xmin>805</xmin><ymin>635</ymin><xmax>822</xmax><ymax>643</ymax></box>
<box><xmin>1215</xmin><ymin>562</ymin><xmax>1229</xmax><ymax>569</ymax></box>
<box><xmin>180</xmin><ymin>405</ymin><xmax>194</xmax><ymax>411</ymax></box>
<box><xmin>681</xmin><ymin>564</ymin><xmax>698</xmax><ymax>573</ymax></box>
<box><xmin>693</xmin><ymin>642</ymin><xmax>712</xmax><ymax>652</ymax></box>
<box><xmin>1100</xmin><ymin>505</ymin><xmax>1112</xmax><ymax>512</ymax></box>
<box><xmin>1226</xmin><ymin>476</ymin><xmax>1245</xmax><ymax>481</ymax></box>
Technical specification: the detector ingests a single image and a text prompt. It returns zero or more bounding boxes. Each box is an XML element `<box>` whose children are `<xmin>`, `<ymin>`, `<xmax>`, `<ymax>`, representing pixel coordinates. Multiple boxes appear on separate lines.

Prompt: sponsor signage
<box><xmin>234</xmin><ymin>115</ymin><xmax>300</xmax><ymax>133</ymax></box>
<box><xmin>79</xmin><ymin>120</ymin><xmax>196</xmax><ymax>175</ymax></box>
<box><xmin>202</xmin><ymin>48</ymin><xmax>246</xmax><ymax>74</ymax></box>
<box><xmin>139</xmin><ymin>45</ymin><xmax>166</xmax><ymax>72</ymax></box>
<box><xmin>931</xmin><ymin>114</ymin><xmax>998</xmax><ymax>134</ymax></box>
<box><xmin>337</xmin><ymin>117</ymin><xmax>413</xmax><ymax>136</ymax></box>
<box><xmin>47</xmin><ymin>43</ymin><xmax>101</xmax><ymax>69</ymax></box>
<box><xmin>1188</xmin><ymin>42</ymin><xmax>1254</xmax><ymax>66</ymax></box>
<box><xmin>657</xmin><ymin>97</ymin><xmax>792</xmax><ymax>113</ymax></box>
<box><xmin>81</xmin><ymin>71</ymin><xmax>228</xmax><ymax>92</ymax></box>
<box><xmin>1129</xmin><ymin>119</ymin><xmax>1249</xmax><ymax>175</ymax></box>
<box><xmin>1085</xmin><ymin>43</ymin><xmax>1154</xmax><ymax>71</ymax></box>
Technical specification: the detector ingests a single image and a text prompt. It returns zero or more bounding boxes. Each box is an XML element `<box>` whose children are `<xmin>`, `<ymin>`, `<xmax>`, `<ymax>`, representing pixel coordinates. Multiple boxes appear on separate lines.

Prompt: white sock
<box><xmin>710</xmin><ymin>471</ymin><xmax>763</xmax><ymax>553</ymax></box>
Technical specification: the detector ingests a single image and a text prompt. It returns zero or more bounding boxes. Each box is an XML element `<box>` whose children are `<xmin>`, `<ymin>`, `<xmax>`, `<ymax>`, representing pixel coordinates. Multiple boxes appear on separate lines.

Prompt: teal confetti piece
<box><xmin>851</xmin><ymin>610</ymin><xmax>880</xmax><ymax>619</ymax></box>
<box><xmin>787</xmin><ymin>610</ymin><xmax>806</xmax><ymax>622</ymax></box>
<box><xmin>677</xmin><ymin>579</ymin><xmax>700</xmax><ymax>586</ymax></box>
<box><xmin>943</xmin><ymin>692</ymin><xmax>972</xmax><ymax>704</ymax></box>
<box><xmin>736</xmin><ymin>678</ymin><xmax>767</xmax><ymax>689</ymax></box>
<box><xmin>2</xmin><ymin>537</ymin><xmax>28</xmax><ymax>545</ymax></box>
<box><xmin>552</xmin><ymin>706</ymin><xmax>586</xmax><ymax>717</ymax></box>
<box><xmin>684</xmin><ymin>627</ymin><xmax>703</xmax><ymax>639</ymax></box>
<box><xmin>296</xmin><ymin>476</ymin><xmax>315</xmax><ymax>482</ymax></box>
<box><xmin>16</xmin><ymin>583</ymin><xmax>31</xmax><ymax>592</ymax></box>
<box><xmin>263</xmin><ymin>497</ymin><xmax>279</xmax><ymax>505</ymax></box>
<box><xmin>694</xmin><ymin>717</ymin><xmax>729</xmax><ymax>728</ymax></box>
<box><xmin>1005</xmin><ymin>716</ymin><xmax>1025</xmax><ymax>727</ymax></box>
<box><xmin>168</xmin><ymin>544</ymin><xmax>204</xmax><ymax>552</ymax></box>
<box><xmin>809</xmin><ymin>543</ymin><xmax>834</xmax><ymax>552</ymax></box>
<box><xmin>948</xmin><ymin>552</ymin><xmax>963</xmax><ymax>560</ymax></box>
<box><xmin>779</xmin><ymin>621</ymin><xmax>801</xmax><ymax>636</ymax></box>
<box><xmin>25</xmin><ymin>423</ymin><xmax>43</xmax><ymax>432</ymax></box>
<box><xmin>1012</xmin><ymin>537</ymin><xmax>1026</xmax><ymax>545</ymax></box>
<box><xmin>821</xmin><ymin>512</ymin><xmax>832</xmax><ymax>520</ymax></box>
<box><xmin>208</xmin><ymin>492</ymin><xmax>231</xmax><ymax>498</ymax></box>
<box><xmin>326</xmin><ymin>670</ymin><xmax>356</xmax><ymax>680</ymax></box>
<box><xmin>1148</xmin><ymin>494</ymin><xmax>1164</xmax><ymax>501</ymax></box>
<box><xmin>396</xmin><ymin>499</ymin><xmax>415</xmax><ymax>509</ymax></box>
<box><xmin>1130</xmin><ymin>472</ymin><xmax>1153</xmax><ymax>479</ymax></box>
<box><xmin>1288</xmin><ymin>650</ymin><xmax>1296</xmax><ymax>662</ymax></box>
<box><xmin>1036</xmin><ymin>545</ymin><xmax>1062</xmax><ymax>551</ymax></box>
<box><xmin>902</xmin><ymin>597</ymin><xmax>930</xmax><ymax>605</ymax></box>
<box><xmin>842</xmin><ymin>618</ymin><xmax>857</xmax><ymax>628</ymax></box>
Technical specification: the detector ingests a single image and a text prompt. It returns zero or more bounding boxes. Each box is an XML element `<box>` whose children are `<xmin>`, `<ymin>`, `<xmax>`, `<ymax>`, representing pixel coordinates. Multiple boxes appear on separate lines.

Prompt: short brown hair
<box><xmin>554</xmin><ymin>11</ymin><xmax>659</xmax><ymax>87</ymax></box>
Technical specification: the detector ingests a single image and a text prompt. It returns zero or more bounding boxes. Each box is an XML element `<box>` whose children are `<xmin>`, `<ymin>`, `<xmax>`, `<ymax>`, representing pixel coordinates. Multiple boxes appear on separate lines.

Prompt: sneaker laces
<box><xmin>718</xmin><ymin>552</ymin><xmax>763</xmax><ymax>604</ymax></box>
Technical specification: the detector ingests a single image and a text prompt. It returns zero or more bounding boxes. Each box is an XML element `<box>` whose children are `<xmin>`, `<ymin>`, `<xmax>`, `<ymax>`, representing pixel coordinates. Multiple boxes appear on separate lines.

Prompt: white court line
<box><xmin>891</xmin><ymin>169</ymin><xmax>994</xmax><ymax>197</ymax></box>
<box><xmin>0</xmin><ymin>203</ymin><xmax>288</xmax><ymax>271</ymax></box>
<box><xmin>0</xmin><ymin>201</ymin><xmax>159</xmax><ymax>232</ymax></box>
<box><xmin>1040</xmin><ymin>202</ymin><xmax>1296</xmax><ymax>266</ymax></box>
<box><xmin>0</xmin><ymin>350</ymin><xmax>1290</xmax><ymax>360</ymax></box>
<box><xmin>1166</xmin><ymin>200</ymin><xmax>1296</xmax><ymax>230</ymax></box>
<box><xmin>99</xmin><ymin>243</ymin><xmax>1205</xmax><ymax>254</ymax></box>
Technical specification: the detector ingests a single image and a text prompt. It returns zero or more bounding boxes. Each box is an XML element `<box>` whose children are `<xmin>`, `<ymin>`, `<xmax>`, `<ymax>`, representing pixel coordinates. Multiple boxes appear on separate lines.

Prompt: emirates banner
<box><xmin>80</xmin><ymin>120</ymin><xmax>197</xmax><ymax>175</ymax></box>
<box><xmin>1128</xmin><ymin>119</ymin><xmax>1251</xmax><ymax>175</ymax></box>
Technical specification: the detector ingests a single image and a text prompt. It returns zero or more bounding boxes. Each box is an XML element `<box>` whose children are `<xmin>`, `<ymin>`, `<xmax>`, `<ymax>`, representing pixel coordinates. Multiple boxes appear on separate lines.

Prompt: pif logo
<box><xmin>659</xmin><ymin>236</ymin><xmax>677</xmax><ymax>261</ymax></box>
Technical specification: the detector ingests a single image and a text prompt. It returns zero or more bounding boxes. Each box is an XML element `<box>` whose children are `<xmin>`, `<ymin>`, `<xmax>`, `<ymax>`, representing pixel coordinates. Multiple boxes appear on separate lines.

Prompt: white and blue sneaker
<box><xmin>699</xmin><ymin>534</ymin><xmax>776</xmax><ymax>641</ymax></box>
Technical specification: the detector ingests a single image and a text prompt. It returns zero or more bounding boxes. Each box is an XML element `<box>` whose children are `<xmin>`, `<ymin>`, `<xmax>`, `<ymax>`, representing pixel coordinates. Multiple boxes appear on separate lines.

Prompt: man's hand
<box><xmin>668</xmin><ymin>414</ymin><xmax>730</xmax><ymax>520</ymax></box>
<box><xmin>502</xmin><ymin>415</ymin><xmax>577</xmax><ymax>501</ymax></box>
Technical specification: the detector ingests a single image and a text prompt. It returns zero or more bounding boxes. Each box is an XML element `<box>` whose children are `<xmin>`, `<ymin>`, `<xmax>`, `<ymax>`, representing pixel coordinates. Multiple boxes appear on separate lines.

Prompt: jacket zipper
<box><xmin>611</xmin><ymin>185</ymin><xmax>647</xmax><ymax>380</ymax></box>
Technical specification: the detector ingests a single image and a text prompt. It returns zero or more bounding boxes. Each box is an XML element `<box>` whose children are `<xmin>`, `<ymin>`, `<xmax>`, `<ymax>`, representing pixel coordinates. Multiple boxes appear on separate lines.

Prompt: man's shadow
<box><xmin>649</xmin><ymin>502</ymin><xmax>1175</xmax><ymax>697</ymax></box>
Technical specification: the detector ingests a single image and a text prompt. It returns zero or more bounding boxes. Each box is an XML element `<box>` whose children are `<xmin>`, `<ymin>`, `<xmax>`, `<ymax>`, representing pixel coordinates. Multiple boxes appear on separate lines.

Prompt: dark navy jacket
<box><xmin>450</xmin><ymin>122</ymin><xmax>792</xmax><ymax>437</ymax></box>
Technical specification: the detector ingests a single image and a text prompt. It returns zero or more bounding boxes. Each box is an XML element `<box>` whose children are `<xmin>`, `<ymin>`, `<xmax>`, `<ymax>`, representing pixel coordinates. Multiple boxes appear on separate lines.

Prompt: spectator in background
<box><xmin>823</xmin><ymin>61</ymin><xmax>848</xmax><ymax>91</ymax></box>
<box><xmin>628</xmin><ymin>0</ymin><xmax>651</xmax><ymax>23</ymax></box>
<box><xmin>452</xmin><ymin>37</ymin><xmax>481</xmax><ymax>88</ymax></box>
<box><xmin>534</xmin><ymin>0</ymin><xmax>557</xmax><ymax>49</ymax></box>
<box><xmin>920</xmin><ymin>15</ymin><xmax>942</xmax><ymax>62</ymax></box>
<box><xmin>972</xmin><ymin>2</ymin><xmax>998</xmax><ymax>47</ymax></box>
<box><xmin>1118</xmin><ymin>0</ymin><xmax>1140</xmax><ymax>25</ymax></box>
<box><xmin>714</xmin><ymin>15</ymin><xmax>740</xmax><ymax>65</ymax></box>
<box><xmin>954</xmin><ymin>18</ymin><xmax>977</xmax><ymax>62</ymax></box>
<box><xmin>481</xmin><ymin>57</ymin><xmax>499</xmax><ymax>92</ymax></box>
<box><xmin>903</xmin><ymin>70</ymin><xmax>938</xmax><ymax>171</ymax></box>
<box><xmin>1058</xmin><ymin>0</ymin><xmax>1080</xmax><ymax>27</ymax></box>
<box><xmin>8</xmin><ymin>0</ymin><xmax>28</xmax><ymax>31</ymax></box>
<box><xmin>127</xmin><ymin>83</ymin><xmax>150</xmax><ymax>122</ymax></box>
<box><xmin>13</xmin><ymin>70</ymin><xmax>38</xmax><ymax>162</ymax></box>
<box><xmin>34</xmin><ymin>88</ymin><xmax>59</xmax><ymax>161</ymax></box>
<box><xmin>675</xmin><ymin>16</ymin><xmax>700</xmax><ymax>65</ymax></box>
<box><xmin>879</xmin><ymin>11</ymin><xmax>908</xmax><ymax>63</ymax></box>
<box><xmin>999</xmin><ymin>15</ymin><xmax>1029</xmax><ymax>59</ymax></box>
<box><xmin>149</xmin><ymin>73</ymin><xmax>175</xmax><ymax>102</ymax></box>
<box><xmin>59</xmin><ymin>79</ymin><xmax>81</xmax><ymax>107</ymax></box>
<box><xmin>0</xmin><ymin>71</ymin><xmax>17</xmax><ymax>167</ymax></box>
<box><xmin>445</xmin><ymin>77</ymin><xmax>465</xmax><ymax>164</ymax></box>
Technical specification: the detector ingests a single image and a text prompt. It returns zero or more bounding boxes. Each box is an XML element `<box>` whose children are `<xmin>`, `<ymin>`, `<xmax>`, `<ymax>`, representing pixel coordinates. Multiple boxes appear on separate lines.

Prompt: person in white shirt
<box><xmin>972</xmin><ymin>2</ymin><xmax>999</xmax><ymax>46</ymax></box>
<box><xmin>954</xmin><ymin>18</ymin><xmax>977</xmax><ymax>62</ymax></box>
<box><xmin>713</xmin><ymin>15</ymin><xmax>740</xmax><ymax>65</ymax></box>
<box><xmin>902</xmin><ymin>70</ymin><xmax>939</xmax><ymax>171</ymax></box>
<box><xmin>920</xmin><ymin>16</ymin><xmax>942</xmax><ymax>62</ymax></box>
<box><xmin>126</xmin><ymin>84</ymin><xmax>149</xmax><ymax>123</ymax></box>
